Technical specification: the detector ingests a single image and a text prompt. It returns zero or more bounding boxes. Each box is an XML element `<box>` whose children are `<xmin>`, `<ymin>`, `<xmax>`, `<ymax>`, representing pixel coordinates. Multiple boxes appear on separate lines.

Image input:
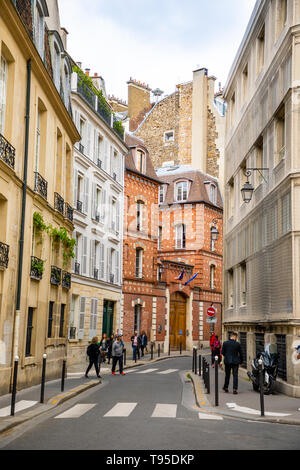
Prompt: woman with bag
<box><xmin>212</xmin><ymin>335</ymin><xmax>222</xmax><ymax>367</ymax></box>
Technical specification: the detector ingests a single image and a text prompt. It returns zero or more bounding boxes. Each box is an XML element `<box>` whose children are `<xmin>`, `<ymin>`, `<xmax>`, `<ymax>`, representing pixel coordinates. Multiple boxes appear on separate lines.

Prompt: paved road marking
<box><xmin>55</xmin><ymin>404</ymin><xmax>96</xmax><ymax>419</ymax></box>
<box><xmin>151</xmin><ymin>404</ymin><xmax>177</xmax><ymax>418</ymax></box>
<box><xmin>136</xmin><ymin>368</ymin><xmax>159</xmax><ymax>374</ymax></box>
<box><xmin>157</xmin><ymin>369</ymin><xmax>179</xmax><ymax>375</ymax></box>
<box><xmin>0</xmin><ymin>400</ymin><xmax>38</xmax><ymax>417</ymax></box>
<box><xmin>226</xmin><ymin>403</ymin><xmax>291</xmax><ymax>417</ymax></box>
<box><xmin>104</xmin><ymin>403</ymin><xmax>138</xmax><ymax>417</ymax></box>
<box><xmin>198</xmin><ymin>413</ymin><xmax>223</xmax><ymax>421</ymax></box>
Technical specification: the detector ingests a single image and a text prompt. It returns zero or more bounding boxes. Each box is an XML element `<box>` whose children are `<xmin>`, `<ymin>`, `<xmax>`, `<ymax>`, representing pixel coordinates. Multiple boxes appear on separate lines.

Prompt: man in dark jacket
<box><xmin>85</xmin><ymin>337</ymin><xmax>101</xmax><ymax>378</ymax></box>
<box><xmin>222</xmin><ymin>332</ymin><xmax>243</xmax><ymax>394</ymax></box>
<box><xmin>139</xmin><ymin>331</ymin><xmax>148</xmax><ymax>357</ymax></box>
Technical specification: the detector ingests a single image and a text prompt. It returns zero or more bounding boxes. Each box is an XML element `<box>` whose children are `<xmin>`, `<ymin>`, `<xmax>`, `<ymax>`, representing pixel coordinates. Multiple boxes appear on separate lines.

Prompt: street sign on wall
<box><xmin>207</xmin><ymin>306</ymin><xmax>216</xmax><ymax>317</ymax></box>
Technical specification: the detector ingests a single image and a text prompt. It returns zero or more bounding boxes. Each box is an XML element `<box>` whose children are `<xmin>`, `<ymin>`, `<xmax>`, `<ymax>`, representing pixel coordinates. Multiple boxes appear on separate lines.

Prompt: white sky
<box><xmin>59</xmin><ymin>0</ymin><xmax>257</xmax><ymax>101</ymax></box>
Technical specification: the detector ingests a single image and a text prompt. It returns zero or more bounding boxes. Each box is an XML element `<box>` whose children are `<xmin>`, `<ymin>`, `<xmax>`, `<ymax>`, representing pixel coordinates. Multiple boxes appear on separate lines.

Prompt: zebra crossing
<box><xmin>54</xmin><ymin>402</ymin><xmax>223</xmax><ymax>421</ymax></box>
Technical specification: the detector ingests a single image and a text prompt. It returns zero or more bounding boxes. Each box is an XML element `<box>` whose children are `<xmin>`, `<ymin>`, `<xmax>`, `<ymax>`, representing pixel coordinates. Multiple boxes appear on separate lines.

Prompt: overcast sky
<box><xmin>59</xmin><ymin>0</ymin><xmax>257</xmax><ymax>101</ymax></box>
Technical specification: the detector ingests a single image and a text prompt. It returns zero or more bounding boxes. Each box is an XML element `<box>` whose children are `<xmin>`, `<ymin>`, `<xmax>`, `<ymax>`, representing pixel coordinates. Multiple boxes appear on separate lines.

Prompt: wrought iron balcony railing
<box><xmin>30</xmin><ymin>256</ymin><xmax>44</xmax><ymax>280</ymax></box>
<box><xmin>97</xmin><ymin>100</ymin><xmax>111</xmax><ymax>126</ymax></box>
<box><xmin>50</xmin><ymin>266</ymin><xmax>62</xmax><ymax>286</ymax></box>
<box><xmin>0</xmin><ymin>133</ymin><xmax>15</xmax><ymax>170</ymax></box>
<box><xmin>34</xmin><ymin>172</ymin><xmax>48</xmax><ymax>200</ymax></box>
<box><xmin>54</xmin><ymin>192</ymin><xmax>64</xmax><ymax>215</ymax></box>
<box><xmin>62</xmin><ymin>271</ymin><xmax>71</xmax><ymax>290</ymax></box>
<box><xmin>74</xmin><ymin>262</ymin><xmax>80</xmax><ymax>275</ymax></box>
<box><xmin>65</xmin><ymin>203</ymin><xmax>74</xmax><ymax>222</ymax></box>
<box><xmin>77</xmin><ymin>76</ymin><xmax>96</xmax><ymax>109</ymax></box>
<box><xmin>0</xmin><ymin>242</ymin><xmax>9</xmax><ymax>269</ymax></box>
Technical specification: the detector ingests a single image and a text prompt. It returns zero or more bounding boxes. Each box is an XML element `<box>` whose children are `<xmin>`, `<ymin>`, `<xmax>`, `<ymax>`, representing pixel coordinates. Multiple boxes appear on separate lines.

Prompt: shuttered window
<box><xmin>276</xmin><ymin>334</ymin><xmax>287</xmax><ymax>381</ymax></box>
<box><xmin>255</xmin><ymin>333</ymin><xmax>265</xmax><ymax>357</ymax></box>
<box><xmin>78</xmin><ymin>297</ymin><xmax>86</xmax><ymax>340</ymax></box>
<box><xmin>240</xmin><ymin>332</ymin><xmax>247</xmax><ymax>369</ymax></box>
<box><xmin>99</xmin><ymin>243</ymin><xmax>105</xmax><ymax>280</ymax></box>
<box><xmin>81</xmin><ymin>236</ymin><xmax>88</xmax><ymax>276</ymax></box>
<box><xmin>0</xmin><ymin>56</ymin><xmax>7</xmax><ymax>135</ymax></box>
<box><xmin>83</xmin><ymin>176</ymin><xmax>89</xmax><ymax>215</ymax></box>
<box><xmin>89</xmin><ymin>299</ymin><xmax>98</xmax><ymax>339</ymax></box>
<box><xmin>282</xmin><ymin>192</ymin><xmax>291</xmax><ymax>235</ymax></box>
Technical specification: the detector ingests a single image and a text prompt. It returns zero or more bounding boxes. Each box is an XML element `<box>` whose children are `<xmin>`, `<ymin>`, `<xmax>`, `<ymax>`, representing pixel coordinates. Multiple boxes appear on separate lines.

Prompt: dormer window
<box><xmin>176</xmin><ymin>181</ymin><xmax>188</xmax><ymax>202</ymax></box>
<box><xmin>53</xmin><ymin>44</ymin><xmax>61</xmax><ymax>89</ymax></box>
<box><xmin>34</xmin><ymin>1</ymin><xmax>45</xmax><ymax>58</ymax></box>
<box><xmin>136</xmin><ymin>150</ymin><xmax>145</xmax><ymax>173</ymax></box>
<box><xmin>209</xmin><ymin>184</ymin><xmax>217</xmax><ymax>205</ymax></box>
<box><xmin>159</xmin><ymin>186</ymin><xmax>165</xmax><ymax>204</ymax></box>
<box><xmin>164</xmin><ymin>130</ymin><xmax>174</xmax><ymax>143</ymax></box>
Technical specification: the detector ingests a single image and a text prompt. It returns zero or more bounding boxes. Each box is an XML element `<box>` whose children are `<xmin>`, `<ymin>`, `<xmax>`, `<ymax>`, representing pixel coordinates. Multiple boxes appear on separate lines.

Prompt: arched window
<box><xmin>136</xmin><ymin>200</ymin><xmax>144</xmax><ymax>231</ymax></box>
<box><xmin>135</xmin><ymin>248</ymin><xmax>143</xmax><ymax>278</ymax></box>
<box><xmin>136</xmin><ymin>150</ymin><xmax>145</xmax><ymax>173</ymax></box>
<box><xmin>175</xmin><ymin>224</ymin><xmax>186</xmax><ymax>249</ymax></box>
<box><xmin>210</xmin><ymin>265</ymin><xmax>216</xmax><ymax>290</ymax></box>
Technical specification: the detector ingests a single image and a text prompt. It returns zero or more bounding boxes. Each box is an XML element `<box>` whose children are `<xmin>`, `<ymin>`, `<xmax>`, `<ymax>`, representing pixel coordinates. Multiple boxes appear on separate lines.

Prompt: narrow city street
<box><xmin>1</xmin><ymin>357</ymin><xmax>300</xmax><ymax>451</ymax></box>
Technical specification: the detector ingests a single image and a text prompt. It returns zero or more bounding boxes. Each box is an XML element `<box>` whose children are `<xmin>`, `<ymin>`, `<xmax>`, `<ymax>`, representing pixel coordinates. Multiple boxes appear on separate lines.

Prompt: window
<box><xmin>0</xmin><ymin>56</ymin><xmax>8</xmax><ymax>135</ymax></box>
<box><xmin>176</xmin><ymin>181</ymin><xmax>188</xmax><ymax>202</ymax></box>
<box><xmin>230</xmin><ymin>92</ymin><xmax>236</xmax><ymax>128</ymax></box>
<box><xmin>158</xmin><ymin>226</ymin><xmax>162</xmax><ymax>250</ymax></box>
<box><xmin>210</xmin><ymin>265</ymin><xmax>216</xmax><ymax>290</ymax></box>
<box><xmin>78</xmin><ymin>297</ymin><xmax>86</xmax><ymax>340</ymax></box>
<box><xmin>134</xmin><ymin>305</ymin><xmax>141</xmax><ymax>332</ymax></box>
<box><xmin>228</xmin><ymin>270</ymin><xmax>233</xmax><ymax>308</ymax></box>
<box><xmin>242</xmin><ymin>63</ymin><xmax>248</xmax><ymax>103</ymax></box>
<box><xmin>89</xmin><ymin>299</ymin><xmax>98</xmax><ymax>339</ymax></box>
<box><xmin>159</xmin><ymin>186</ymin><xmax>165</xmax><ymax>204</ymax></box>
<box><xmin>270</xmin><ymin>202</ymin><xmax>278</xmax><ymax>242</ymax></box>
<box><xmin>240</xmin><ymin>333</ymin><xmax>247</xmax><ymax>369</ymax></box>
<box><xmin>282</xmin><ymin>192</ymin><xmax>291</xmax><ymax>234</ymax></box>
<box><xmin>175</xmin><ymin>224</ymin><xmax>186</xmax><ymax>249</ymax></box>
<box><xmin>34</xmin><ymin>1</ymin><xmax>45</xmax><ymax>58</ymax></box>
<box><xmin>211</xmin><ymin>227</ymin><xmax>216</xmax><ymax>252</ymax></box>
<box><xmin>48</xmin><ymin>301</ymin><xmax>54</xmax><ymax>338</ymax></box>
<box><xmin>255</xmin><ymin>137</ymin><xmax>264</xmax><ymax>187</ymax></box>
<box><xmin>59</xmin><ymin>304</ymin><xmax>66</xmax><ymax>338</ymax></box>
<box><xmin>228</xmin><ymin>179</ymin><xmax>234</xmax><ymax>217</ymax></box>
<box><xmin>275</xmin><ymin>105</ymin><xmax>285</xmax><ymax>164</ymax></box>
<box><xmin>135</xmin><ymin>248</ymin><xmax>143</xmax><ymax>278</ymax></box>
<box><xmin>136</xmin><ymin>150</ymin><xmax>145</xmax><ymax>173</ymax></box>
<box><xmin>209</xmin><ymin>184</ymin><xmax>217</xmax><ymax>205</ymax></box>
<box><xmin>257</xmin><ymin>24</ymin><xmax>265</xmax><ymax>75</ymax></box>
<box><xmin>241</xmin><ymin>263</ymin><xmax>247</xmax><ymax>305</ymax></box>
<box><xmin>35</xmin><ymin>110</ymin><xmax>41</xmax><ymax>172</ymax></box>
<box><xmin>25</xmin><ymin>308</ymin><xmax>34</xmax><ymax>357</ymax></box>
<box><xmin>137</xmin><ymin>201</ymin><xmax>144</xmax><ymax>231</ymax></box>
<box><xmin>63</xmin><ymin>64</ymin><xmax>70</xmax><ymax>108</ymax></box>
<box><xmin>276</xmin><ymin>0</ymin><xmax>287</xmax><ymax>39</ymax></box>
<box><xmin>164</xmin><ymin>130</ymin><xmax>174</xmax><ymax>143</ymax></box>
<box><xmin>53</xmin><ymin>44</ymin><xmax>61</xmax><ymax>90</ymax></box>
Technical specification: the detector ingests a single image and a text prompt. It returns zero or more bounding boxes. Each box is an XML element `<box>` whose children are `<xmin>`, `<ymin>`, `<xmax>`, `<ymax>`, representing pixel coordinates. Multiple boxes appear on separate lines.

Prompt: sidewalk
<box><xmin>190</xmin><ymin>351</ymin><xmax>300</xmax><ymax>425</ymax></box>
<box><xmin>0</xmin><ymin>349</ymin><xmax>190</xmax><ymax>437</ymax></box>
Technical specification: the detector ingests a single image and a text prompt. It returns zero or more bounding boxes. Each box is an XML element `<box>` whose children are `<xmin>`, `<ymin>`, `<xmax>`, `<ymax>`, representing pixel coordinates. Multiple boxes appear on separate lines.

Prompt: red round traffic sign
<box><xmin>207</xmin><ymin>306</ymin><xmax>216</xmax><ymax>317</ymax></box>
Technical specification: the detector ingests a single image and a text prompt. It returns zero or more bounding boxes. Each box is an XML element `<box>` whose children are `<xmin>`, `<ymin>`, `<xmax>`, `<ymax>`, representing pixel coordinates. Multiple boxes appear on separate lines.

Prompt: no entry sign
<box><xmin>207</xmin><ymin>306</ymin><xmax>216</xmax><ymax>317</ymax></box>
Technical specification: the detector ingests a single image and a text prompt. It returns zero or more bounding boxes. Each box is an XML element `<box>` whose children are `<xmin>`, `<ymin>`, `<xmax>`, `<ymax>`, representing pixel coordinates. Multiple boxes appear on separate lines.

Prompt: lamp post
<box><xmin>241</xmin><ymin>168</ymin><xmax>269</xmax><ymax>204</ymax></box>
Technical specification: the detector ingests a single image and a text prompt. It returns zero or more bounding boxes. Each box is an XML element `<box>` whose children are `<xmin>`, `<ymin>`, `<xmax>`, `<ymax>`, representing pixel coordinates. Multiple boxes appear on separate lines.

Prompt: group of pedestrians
<box><xmin>85</xmin><ymin>330</ymin><xmax>148</xmax><ymax>378</ymax></box>
<box><xmin>210</xmin><ymin>331</ymin><xmax>244</xmax><ymax>395</ymax></box>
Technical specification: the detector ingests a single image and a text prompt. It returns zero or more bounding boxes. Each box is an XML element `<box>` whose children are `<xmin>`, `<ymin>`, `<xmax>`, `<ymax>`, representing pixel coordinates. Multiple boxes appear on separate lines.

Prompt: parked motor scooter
<box><xmin>247</xmin><ymin>344</ymin><xmax>279</xmax><ymax>395</ymax></box>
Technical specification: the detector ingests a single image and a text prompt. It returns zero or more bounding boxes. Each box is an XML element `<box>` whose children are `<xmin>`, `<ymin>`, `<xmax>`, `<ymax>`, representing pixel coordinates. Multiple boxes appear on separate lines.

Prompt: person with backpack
<box><xmin>85</xmin><ymin>337</ymin><xmax>101</xmax><ymax>379</ymax></box>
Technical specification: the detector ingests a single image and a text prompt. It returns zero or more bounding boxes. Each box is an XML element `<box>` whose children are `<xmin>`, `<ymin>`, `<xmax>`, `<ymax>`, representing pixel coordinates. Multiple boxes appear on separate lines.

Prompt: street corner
<box><xmin>47</xmin><ymin>379</ymin><xmax>101</xmax><ymax>407</ymax></box>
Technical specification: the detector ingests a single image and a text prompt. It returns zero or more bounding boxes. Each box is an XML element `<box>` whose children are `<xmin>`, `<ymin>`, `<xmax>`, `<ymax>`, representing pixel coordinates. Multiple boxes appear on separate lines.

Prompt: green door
<box><xmin>102</xmin><ymin>300</ymin><xmax>114</xmax><ymax>337</ymax></box>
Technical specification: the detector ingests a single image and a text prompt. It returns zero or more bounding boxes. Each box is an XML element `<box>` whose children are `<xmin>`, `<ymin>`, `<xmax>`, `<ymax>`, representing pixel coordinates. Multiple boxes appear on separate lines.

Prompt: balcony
<box><xmin>97</xmin><ymin>99</ymin><xmax>111</xmax><ymax>127</ymax></box>
<box><xmin>34</xmin><ymin>172</ymin><xmax>48</xmax><ymax>200</ymax></box>
<box><xmin>50</xmin><ymin>266</ymin><xmax>62</xmax><ymax>286</ymax></box>
<box><xmin>77</xmin><ymin>76</ymin><xmax>96</xmax><ymax>109</ymax></box>
<box><xmin>54</xmin><ymin>192</ymin><xmax>64</xmax><ymax>215</ymax></box>
<box><xmin>0</xmin><ymin>133</ymin><xmax>15</xmax><ymax>170</ymax></box>
<box><xmin>65</xmin><ymin>203</ymin><xmax>74</xmax><ymax>222</ymax></box>
<box><xmin>0</xmin><ymin>242</ymin><xmax>9</xmax><ymax>269</ymax></box>
<box><xmin>74</xmin><ymin>262</ymin><xmax>80</xmax><ymax>275</ymax></box>
<box><xmin>62</xmin><ymin>271</ymin><xmax>71</xmax><ymax>290</ymax></box>
<box><xmin>30</xmin><ymin>256</ymin><xmax>44</xmax><ymax>280</ymax></box>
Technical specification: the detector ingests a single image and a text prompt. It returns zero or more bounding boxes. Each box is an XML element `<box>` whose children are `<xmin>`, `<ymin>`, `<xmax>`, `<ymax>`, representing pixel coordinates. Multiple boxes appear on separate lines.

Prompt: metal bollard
<box><xmin>123</xmin><ymin>348</ymin><xmax>127</xmax><ymax>366</ymax></box>
<box><xmin>258</xmin><ymin>359</ymin><xmax>265</xmax><ymax>417</ymax></box>
<box><xmin>180</xmin><ymin>341</ymin><xmax>182</xmax><ymax>355</ymax></box>
<box><xmin>215</xmin><ymin>356</ymin><xmax>219</xmax><ymax>406</ymax></box>
<box><xmin>11</xmin><ymin>356</ymin><xmax>19</xmax><ymax>416</ymax></box>
<box><xmin>199</xmin><ymin>354</ymin><xmax>202</xmax><ymax>377</ymax></box>
<box><xmin>194</xmin><ymin>348</ymin><xmax>197</xmax><ymax>375</ymax></box>
<box><xmin>61</xmin><ymin>359</ymin><xmax>66</xmax><ymax>392</ymax></box>
<box><xmin>151</xmin><ymin>343</ymin><xmax>154</xmax><ymax>360</ymax></box>
<box><xmin>192</xmin><ymin>348</ymin><xmax>195</xmax><ymax>372</ymax></box>
<box><xmin>158</xmin><ymin>343</ymin><xmax>161</xmax><ymax>358</ymax></box>
<box><xmin>168</xmin><ymin>343</ymin><xmax>170</xmax><ymax>357</ymax></box>
<box><xmin>206</xmin><ymin>362</ymin><xmax>210</xmax><ymax>394</ymax></box>
<box><xmin>40</xmin><ymin>354</ymin><xmax>47</xmax><ymax>404</ymax></box>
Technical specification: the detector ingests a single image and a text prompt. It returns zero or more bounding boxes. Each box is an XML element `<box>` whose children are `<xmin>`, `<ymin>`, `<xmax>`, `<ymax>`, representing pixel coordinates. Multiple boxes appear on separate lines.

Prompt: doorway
<box><xmin>169</xmin><ymin>292</ymin><xmax>187</xmax><ymax>350</ymax></box>
<box><xmin>102</xmin><ymin>300</ymin><xmax>114</xmax><ymax>337</ymax></box>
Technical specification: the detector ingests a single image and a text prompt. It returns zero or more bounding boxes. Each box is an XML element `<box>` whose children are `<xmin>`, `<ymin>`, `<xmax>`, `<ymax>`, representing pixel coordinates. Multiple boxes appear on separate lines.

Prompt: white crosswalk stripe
<box><xmin>104</xmin><ymin>402</ymin><xmax>138</xmax><ymax>417</ymax></box>
<box><xmin>136</xmin><ymin>368</ymin><xmax>159</xmax><ymax>374</ymax></box>
<box><xmin>0</xmin><ymin>400</ymin><xmax>38</xmax><ymax>417</ymax></box>
<box><xmin>198</xmin><ymin>413</ymin><xmax>223</xmax><ymax>421</ymax></box>
<box><xmin>151</xmin><ymin>404</ymin><xmax>177</xmax><ymax>418</ymax></box>
<box><xmin>55</xmin><ymin>404</ymin><xmax>96</xmax><ymax>419</ymax></box>
<box><xmin>157</xmin><ymin>369</ymin><xmax>179</xmax><ymax>375</ymax></box>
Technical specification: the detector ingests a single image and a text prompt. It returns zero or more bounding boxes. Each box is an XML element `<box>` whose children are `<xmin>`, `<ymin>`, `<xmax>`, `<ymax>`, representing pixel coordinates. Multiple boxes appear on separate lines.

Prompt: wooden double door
<box><xmin>169</xmin><ymin>292</ymin><xmax>187</xmax><ymax>350</ymax></box>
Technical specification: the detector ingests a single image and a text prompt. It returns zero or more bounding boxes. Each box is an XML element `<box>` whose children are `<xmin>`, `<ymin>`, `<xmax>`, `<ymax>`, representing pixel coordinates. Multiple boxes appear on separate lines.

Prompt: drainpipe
<box><xmin>11</xmin><ymin>59</ymin><xmax>31</xmax><ymax>385</ymax></box>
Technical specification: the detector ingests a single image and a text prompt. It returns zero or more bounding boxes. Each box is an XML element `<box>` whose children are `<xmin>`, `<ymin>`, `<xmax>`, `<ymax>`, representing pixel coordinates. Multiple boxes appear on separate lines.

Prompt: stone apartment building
<box><xmin>223</xmin><ymin>0</ymin><xmax>300</xmax><ymax>396</ymax></box>
<box><xmin>157</xmin><ymin>164</ymin><xmax>223</xmax><ymax>350</ymax></box>
<box><xmin>68</xmin><ymin>65</ymin><xmax>127</xmax><ymax>365</ymax></box>
<box><xmin>0</xmin><ymin>0</ymin><xmax>80</xmax><ymax>393</ymax></box>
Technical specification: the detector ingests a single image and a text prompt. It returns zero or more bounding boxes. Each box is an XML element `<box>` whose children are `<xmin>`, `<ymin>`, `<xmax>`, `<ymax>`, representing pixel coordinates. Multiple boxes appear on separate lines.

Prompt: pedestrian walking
<box><xmin>112</xmin><ymin>334</ymin><xmax>125</xmax><ymax>376</ymax></box>
<box><xmin>100</xmin><ymin>333</ymin><xmax>109</xmax><ymax>363</ymax></box>
<box><xmin>139</xmin><ymin>330</ymin><xmax>148</xmax><ymax>357</ymax></box>
<box><xmin>212</xmin><ymin>335</ymin><xmax>222</xmax><ymax>367</ymax></box>
<box><xmin>131</xmin><ymin>330</ymin><xmax>141</xmax><ymax>361</ymax></box>
<box><xmin>222</xmin><ymin>332</ymin><xmax>243</xmax><ymax>394</ymax></box>
<box><xmin>107</xmin><ymin>334</ymin><xmax>114</xmax><ymax>365</ymax></box>
<box><xmin>85</xmin><ymin>337</ymin><xmax>101</xmax><ymax>378</ymax></box>
<box><xmin>210</xmin><ymin>331</ymin><xmax>216</xmax><ymax>365</ymax></box>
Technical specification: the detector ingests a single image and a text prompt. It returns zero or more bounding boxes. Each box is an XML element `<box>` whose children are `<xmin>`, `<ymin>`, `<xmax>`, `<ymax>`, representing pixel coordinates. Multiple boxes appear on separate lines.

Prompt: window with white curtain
<box><xmin>209</xmin><ymin>184</ymin><xmax>217</xmax><ymax>205</ymax></box>
<box><xmin>0</xmin><ymin>56</ymin><xmax>8</xmax><ymax>135</ymax></box>
<box><xmin>210</xmin><ymin>265</ymin><xmax>216</xmax><ymax>290</ymax></box>
<box><xmin>175</xmin><ymin>224</ymin><xmax>186</xmax><ymax>249</ymax></box>
<box><xmin>176</xmin><ymin>181</ymin><xmax>188</xmax><ymax>202</ymax></box>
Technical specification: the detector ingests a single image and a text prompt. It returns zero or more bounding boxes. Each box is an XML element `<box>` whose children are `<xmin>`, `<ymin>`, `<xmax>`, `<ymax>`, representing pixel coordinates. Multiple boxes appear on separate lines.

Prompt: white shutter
<box><xmin>90</xmin><ymin>239</ymin><xmax>95</xmax><ymax>277</ymax></box>
<box><xmin>0</xmin><ymin>56</ymin><xmax>7</xmax><ymax>134</ymax></box>
<box><xmin>92</xmin><ymin>182</ymin><xmax>97</xmax><ymax>219</ymax></box>
<box><xmin>100</xmin><ymin>243</ymin><xmax>105</xmax><ymax>280</ymax></box>
<box><xmin>78</xmin><ymin>296</ymin><xmax>86</xmax><ymax>340</ymax></box>
<box><xmin>89</xmin><ymin>299</ymin><xmax>98</xmax><ymax>339</ymax></box>
<box><xmin>74</xmin><ymin>169</ymin><xmax>78</xmax><ymax>207</ymax></box>
<box><xmin>82</xmin><ymin>236</ymin><xmax>88</xmax><ymax>275</ymax></box>
<box><xmin>83</xmin><ymin>176</ymin><xmax>89</xmax><ymax>214</ymax></box>
<box><xmin>107</xmin><ymin>247</ymin><xmax>111</xmax><ymax>282</ymax></box>
<box><xmin>115</xmin><ymin>251</ymin><xmax>120</xmax><ymax>284</ymax></box>
<box><xmin>94</xmin><ymin>130</ymin><xmax>98</xmax><ymax>163</ymax></box>
<box><xmin>101</xmin><ymin>189</ymin><xmax>106</xmax><ymax>222</ymax></box>
<box><xmin>104</xmin><ymin>139</ymin><xmax>109</xmax><ymax>172</ymax></box>
<box><xmin>116</xmin><ymin>200</ymin><xmax>120</xmax><ymax>233</ymax></box>
<box><xmin>86</xmin><ymin>122</ymin><xmax>92</xmax><ymax>156</ymax></box>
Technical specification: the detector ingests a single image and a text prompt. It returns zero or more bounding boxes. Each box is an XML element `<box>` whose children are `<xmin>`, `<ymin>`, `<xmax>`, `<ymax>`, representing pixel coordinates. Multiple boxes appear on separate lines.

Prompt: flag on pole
<box><xmin>176</xmin><ymin>270</ymin><xmax>185</xmax><ymax>281</ymax></box>
<box><xmin>184</xmin><ymin>272</ymin><xmax>199</xmax><ymax>286</ymax></box>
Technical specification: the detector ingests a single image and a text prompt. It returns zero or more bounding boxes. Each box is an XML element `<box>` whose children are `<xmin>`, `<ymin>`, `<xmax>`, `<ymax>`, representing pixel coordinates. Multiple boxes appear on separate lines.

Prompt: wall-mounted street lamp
<box><xmin>241</xmin><ymin>168</ymin><xmax>269</xmax><ymax>204</ymax></box>
<box><xmin>211</xmin><ymin>217</ymin><xmax>222</xmax><ymax>244</ymax></box>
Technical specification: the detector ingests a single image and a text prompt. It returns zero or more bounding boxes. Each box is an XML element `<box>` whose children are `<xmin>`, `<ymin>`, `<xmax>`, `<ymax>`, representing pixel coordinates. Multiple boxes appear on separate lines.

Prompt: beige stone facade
<box><xmin>223</xmin><ymin>0</ymin><xmax>300</xmax><ymax>396</ymax></box>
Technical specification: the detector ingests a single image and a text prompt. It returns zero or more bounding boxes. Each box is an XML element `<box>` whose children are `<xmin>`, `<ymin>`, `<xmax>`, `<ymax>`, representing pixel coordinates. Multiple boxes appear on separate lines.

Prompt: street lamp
<box><xmin>211</xmin><ymin>226</ymin><xmax>219</xmax><ymax>242</ymax></box>
<box><xmin>241</xmin><ymin>168</ymin><xmax>269</xmax><ymax>204</ymax></box>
